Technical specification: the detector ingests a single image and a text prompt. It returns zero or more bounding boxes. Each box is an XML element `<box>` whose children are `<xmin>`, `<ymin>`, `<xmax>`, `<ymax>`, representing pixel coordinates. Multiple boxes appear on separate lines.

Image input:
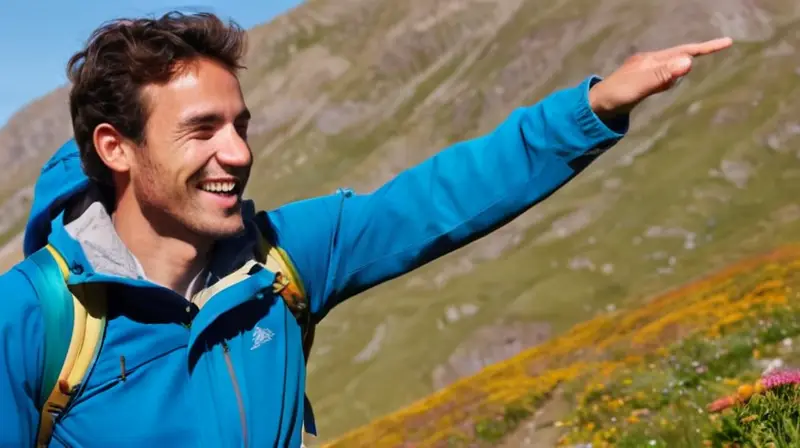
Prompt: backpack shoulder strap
<box><xmin>255</xmin><ymin>231</ymin><xmax>314</xmax><ymax>357</ymax></box>
<box><xmin>15</xmin><ymin>244</ymin><xmax>107</xmax><ymax>448</ymax></box>
<box><xmin>255</xmin><ymin>230</ymin><xmax>318</xmax><ymax>437</ymax></box>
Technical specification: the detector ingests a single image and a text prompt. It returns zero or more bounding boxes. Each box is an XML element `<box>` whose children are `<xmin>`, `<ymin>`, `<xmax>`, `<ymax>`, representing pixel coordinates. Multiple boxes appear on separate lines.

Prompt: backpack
<box><xmin>16</xmin><ymin>232</ymin><xmax>316</xmax><ymax>447</ymax></box>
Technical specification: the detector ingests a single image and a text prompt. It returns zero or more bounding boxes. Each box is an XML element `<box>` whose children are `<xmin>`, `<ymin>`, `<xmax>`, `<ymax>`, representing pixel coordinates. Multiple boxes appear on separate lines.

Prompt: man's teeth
<box><xmin>201</xmin><ymin>182</ymin><xmax>236</xmax><ymax>193</ymax></box>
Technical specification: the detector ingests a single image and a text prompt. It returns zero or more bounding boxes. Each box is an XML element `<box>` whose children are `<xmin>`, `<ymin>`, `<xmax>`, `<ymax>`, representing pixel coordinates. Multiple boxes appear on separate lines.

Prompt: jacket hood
<box><xmin>22</xmin><ymin>137</ymin><xmax>262</xmax><ymax>299</ymax></box>
<box><xmin>23</xmin><ymin>139</ymin><xmax>90</xmax><ymax>257</ymax></box>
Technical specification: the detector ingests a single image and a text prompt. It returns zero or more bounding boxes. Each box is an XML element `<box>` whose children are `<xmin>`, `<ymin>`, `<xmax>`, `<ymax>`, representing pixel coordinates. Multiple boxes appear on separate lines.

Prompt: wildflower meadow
<box><xmin>322</xmin><ymin>244</ymin><xmax>800</xmax><ymax>447</ymax></box>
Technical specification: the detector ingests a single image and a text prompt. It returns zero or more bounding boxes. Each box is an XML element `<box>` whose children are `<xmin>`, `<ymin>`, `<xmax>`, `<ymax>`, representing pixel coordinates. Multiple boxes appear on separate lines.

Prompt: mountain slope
<box><xmin>321</xmin><ymin>244</ymin><xmax>800</xmax><ymax>447</ymax></box>
<box><xmin>1</xmin><ymin>0</ymin><xmax>799</xmax><ymax>443</ymax></box>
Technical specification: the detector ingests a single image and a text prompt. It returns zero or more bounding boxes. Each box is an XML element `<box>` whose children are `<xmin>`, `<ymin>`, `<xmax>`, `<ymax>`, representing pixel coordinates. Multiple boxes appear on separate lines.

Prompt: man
<box><xmin>0</xmin><ymin>11</ymin><xmax>731</xmax><ymax>448</ymax></box>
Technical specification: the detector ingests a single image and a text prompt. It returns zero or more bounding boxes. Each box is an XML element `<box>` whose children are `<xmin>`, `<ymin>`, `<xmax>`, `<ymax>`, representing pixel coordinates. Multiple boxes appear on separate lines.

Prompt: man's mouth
<box><xmin>197</xmin><ymin>179</ymin><xmax>242</xmax><ymax>196</ymax></box>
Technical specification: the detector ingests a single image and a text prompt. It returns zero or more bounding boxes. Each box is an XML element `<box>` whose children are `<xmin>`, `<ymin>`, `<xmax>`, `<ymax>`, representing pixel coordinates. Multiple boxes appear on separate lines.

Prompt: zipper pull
<box><xmin>120</xmin><ymin>356</ymin><xmax>127</xmax><ymax>382</ymax></box>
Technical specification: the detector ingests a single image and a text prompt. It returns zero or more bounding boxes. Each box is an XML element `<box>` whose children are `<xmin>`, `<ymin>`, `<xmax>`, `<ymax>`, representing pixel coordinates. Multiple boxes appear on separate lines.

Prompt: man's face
<box><xmin>130</xmin><ymin>57</ymin><xmax>252</xmax><ymax>241</ymax></box>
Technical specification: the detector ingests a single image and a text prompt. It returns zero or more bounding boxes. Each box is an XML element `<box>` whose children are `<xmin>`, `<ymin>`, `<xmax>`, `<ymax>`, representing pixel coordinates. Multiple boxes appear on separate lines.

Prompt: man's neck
<box><xmin>112</xmin><ymin>197</ymin><xmax>209</xmax><ymax>297</ymax></box>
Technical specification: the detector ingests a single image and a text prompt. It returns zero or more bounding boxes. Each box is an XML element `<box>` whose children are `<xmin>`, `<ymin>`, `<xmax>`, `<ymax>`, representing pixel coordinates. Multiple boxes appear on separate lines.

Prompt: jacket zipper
<box><xmin>222</xmin><ymin>341</ymin><xmax>248</xmax><ymax>447</ymax></box>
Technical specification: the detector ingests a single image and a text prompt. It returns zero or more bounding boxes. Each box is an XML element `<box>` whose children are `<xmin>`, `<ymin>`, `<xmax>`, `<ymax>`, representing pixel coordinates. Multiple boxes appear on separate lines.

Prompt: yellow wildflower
<box><xmin>737</xmin><ymin>384</ymin><xmax>755</xmax><ymax>401</ymax></box>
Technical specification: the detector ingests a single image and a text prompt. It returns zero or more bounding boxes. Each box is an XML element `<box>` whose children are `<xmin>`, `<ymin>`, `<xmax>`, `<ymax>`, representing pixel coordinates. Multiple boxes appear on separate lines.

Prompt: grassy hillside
<box><xmin>279</xmin><ymin>1</ymin><xmax>800</xmax><ymax>441</ymax></box>
<box><xmin>0</xmin><ymin>0</ymin><xmax>799</xmax><ymax>444</ymax></box>
<box><xmin>322</xmin><ymin>244</ymin><xmax>800</xmax><ymax>446</ymax></box>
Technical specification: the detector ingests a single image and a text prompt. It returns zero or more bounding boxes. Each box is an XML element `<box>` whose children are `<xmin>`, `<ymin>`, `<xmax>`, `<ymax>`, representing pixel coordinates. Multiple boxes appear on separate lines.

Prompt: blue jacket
<box><xmin>0</xmin><ymin>76</ymin><xmax>626</xmax><ymax>447</ymax></box>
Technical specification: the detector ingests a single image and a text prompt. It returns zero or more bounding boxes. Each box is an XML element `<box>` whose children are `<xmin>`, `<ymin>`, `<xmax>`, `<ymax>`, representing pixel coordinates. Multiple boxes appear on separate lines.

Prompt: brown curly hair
<box><xmin>66</xmin><ymin>11</ymin><xmax>247</xmax><ymax>185</ymax></box>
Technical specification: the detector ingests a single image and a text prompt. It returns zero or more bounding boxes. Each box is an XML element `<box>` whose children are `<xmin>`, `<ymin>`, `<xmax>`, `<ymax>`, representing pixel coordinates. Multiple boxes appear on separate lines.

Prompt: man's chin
<box><xmin>179</xmin><ymin>199</ymin><xmax>247</xmax><ymax>241</ymax></box>
<box><xmin>201</xmin><ymin>215</ymin><xmax>246</xmax><ymax>239</ymax></box>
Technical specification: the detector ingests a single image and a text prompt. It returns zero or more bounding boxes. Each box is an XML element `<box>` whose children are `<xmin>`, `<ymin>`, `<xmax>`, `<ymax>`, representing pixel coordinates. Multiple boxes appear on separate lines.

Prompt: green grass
<box><xmin>320</xmin><ymin>243</ymin><xmax>800</xmax><ymax>446</ymax></box>
<box><xmin>474</xmin><ymin>400</ymin><xmax>538</xmax><ymax>444</ymax></box>
<box><xmin>709</xmin><ymin>386</ymin><xmax>800</xmax><ymax>448</ymax></box>
<box><xmin>557</xmin><ymin>301</ymin><xmax>800</xmax><ymax>447</ymax></box>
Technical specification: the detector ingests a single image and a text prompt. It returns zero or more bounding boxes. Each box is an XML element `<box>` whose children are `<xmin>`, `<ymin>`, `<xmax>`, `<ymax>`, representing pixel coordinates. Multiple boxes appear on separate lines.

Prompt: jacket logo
<box><xmin>251</xmin><ymin>326</ymin><xmax>275</xmax><ymax>351</ymax></box>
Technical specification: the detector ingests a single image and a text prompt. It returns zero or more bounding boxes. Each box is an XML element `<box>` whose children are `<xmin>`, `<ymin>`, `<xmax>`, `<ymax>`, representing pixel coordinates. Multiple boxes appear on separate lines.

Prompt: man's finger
<box><xmin>658</xmin><ymin>37</ymin><xmax>734</xmax><ymax>59</ymax></box>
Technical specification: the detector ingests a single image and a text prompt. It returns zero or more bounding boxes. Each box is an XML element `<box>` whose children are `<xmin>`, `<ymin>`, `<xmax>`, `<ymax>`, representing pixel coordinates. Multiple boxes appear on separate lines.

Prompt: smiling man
<box><xmin>88</xmin><ymin>46</ymin><xmax>255</xmax><ymax>296</ymax></box>
<box><xmin>0</xmin><ymin>11</ymin><xmax>732</xmax><ymax>448</ymax></box>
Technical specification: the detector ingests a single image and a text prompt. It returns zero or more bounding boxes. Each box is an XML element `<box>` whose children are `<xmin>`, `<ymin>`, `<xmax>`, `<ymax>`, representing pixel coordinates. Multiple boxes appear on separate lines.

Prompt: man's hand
<box><xmin>589</xmin><ymin>37</ymin><xmax>734</xmax><ymax>119</ymax></box>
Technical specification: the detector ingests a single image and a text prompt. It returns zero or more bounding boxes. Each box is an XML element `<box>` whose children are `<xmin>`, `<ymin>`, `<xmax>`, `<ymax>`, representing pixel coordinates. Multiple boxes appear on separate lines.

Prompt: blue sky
<box><xmin>0</xmin><ymin>0</ymin><xmax>304</xmax><ymax>127</ymax></box>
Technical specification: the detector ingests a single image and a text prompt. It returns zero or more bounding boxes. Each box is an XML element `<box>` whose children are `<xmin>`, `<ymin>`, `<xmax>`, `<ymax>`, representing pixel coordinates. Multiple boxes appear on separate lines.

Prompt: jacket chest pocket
<box><xmin>78</xmin><ymin>315</ymin><xmax>190</xmax><ymax>394</ymax></box>
<box><xmin>53</xmin><ymin>317</ymin><xmax>194</xmax><ymax>447</ymax></box>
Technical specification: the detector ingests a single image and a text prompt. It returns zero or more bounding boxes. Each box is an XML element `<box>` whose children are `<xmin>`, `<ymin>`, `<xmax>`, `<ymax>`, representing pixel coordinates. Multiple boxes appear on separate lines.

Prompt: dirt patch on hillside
<box><xmin>432</xmin><ymin>321</ymin><xmax>552</xmax><ymax>389</ymax></box>
<box><xmin>496</xmin><ymin>386</ymin><xmax>571</xmax><ymax>448</ymax></box>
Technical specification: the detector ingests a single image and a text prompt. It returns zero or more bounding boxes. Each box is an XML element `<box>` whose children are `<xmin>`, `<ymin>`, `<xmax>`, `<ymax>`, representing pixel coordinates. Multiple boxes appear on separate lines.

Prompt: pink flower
<box><xmin>760</xmin><ymin>369</ymin><xmax>800</xmax><ymax>390</ymax></box>
<box><xmin>706</xmin><ymin>368</ymin><xmax>800</xmax><ymax>413</ymax></box>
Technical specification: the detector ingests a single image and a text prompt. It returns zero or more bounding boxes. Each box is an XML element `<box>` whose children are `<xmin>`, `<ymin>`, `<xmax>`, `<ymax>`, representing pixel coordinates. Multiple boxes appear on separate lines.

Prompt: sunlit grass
<box><xmin>321</xmin><ymin>245</ymin><xmax>800</xmax><ymax>447</ymax></box>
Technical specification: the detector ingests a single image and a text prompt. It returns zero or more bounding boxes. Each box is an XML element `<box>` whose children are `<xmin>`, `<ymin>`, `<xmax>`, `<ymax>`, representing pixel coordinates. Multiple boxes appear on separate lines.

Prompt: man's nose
<box><xmin>215</xmin><ymin>127</ymin><xmax>252</xmax><ymax>167</ymax></box>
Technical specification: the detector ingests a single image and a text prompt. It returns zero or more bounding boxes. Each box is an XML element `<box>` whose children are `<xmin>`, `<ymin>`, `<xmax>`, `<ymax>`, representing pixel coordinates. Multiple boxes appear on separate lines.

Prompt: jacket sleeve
<box><xmin>0</xmin><ymin>268</ymin><xmax>45</xmax><ymax>446</ymax></box>
<box><xmin>265</xmin><ymin>75</ymin><xmax>628</xmax><ymax>319</ymax></box>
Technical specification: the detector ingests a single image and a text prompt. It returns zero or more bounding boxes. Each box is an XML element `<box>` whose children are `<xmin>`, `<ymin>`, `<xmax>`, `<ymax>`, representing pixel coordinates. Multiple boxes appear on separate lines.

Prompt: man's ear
<box><xmin>93</xmin><ymin>123</ymin><xmax>135</xmax><ymax>174</ymax></box>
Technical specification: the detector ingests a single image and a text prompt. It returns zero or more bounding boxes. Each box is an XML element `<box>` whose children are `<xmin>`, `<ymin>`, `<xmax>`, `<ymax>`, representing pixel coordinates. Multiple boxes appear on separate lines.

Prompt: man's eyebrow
<box><xmin>177</xmin><ymin>112</ymin><xmax>225</xmax><ymax>131</ymax></box>
<box><xmin>176</xmin><ymin>108</ymin><xmax>251</xmax><ymax>131</ymax></box>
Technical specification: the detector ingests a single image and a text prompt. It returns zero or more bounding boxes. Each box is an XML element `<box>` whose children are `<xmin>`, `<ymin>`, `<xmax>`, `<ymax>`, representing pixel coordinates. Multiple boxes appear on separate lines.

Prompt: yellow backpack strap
<box><xmin>255</xmin><ymin>232</ymin><xmax>314</xmax><ymax>360</ymax></box>
<box><xmin>17</xmin><ymin>244</ymin><xmax>107</xmax><ymax>447</ymax></box>
<box><xmin>255</xmin><ymin>231</ymin><xmax>318</xmax><ymax>439</ymax></box>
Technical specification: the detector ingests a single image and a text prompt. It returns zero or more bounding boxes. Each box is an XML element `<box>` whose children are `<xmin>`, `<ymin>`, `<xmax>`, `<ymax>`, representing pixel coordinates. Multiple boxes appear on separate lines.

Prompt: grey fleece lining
<box><xmin>64</xmin><ymin>201</ymin><xmax>147</xmax><ymax>280</ymax></box>
<box><xmin>62</xmin><ymin>192</ymin><xmax>262</xmax><ymax>300</ymax></box>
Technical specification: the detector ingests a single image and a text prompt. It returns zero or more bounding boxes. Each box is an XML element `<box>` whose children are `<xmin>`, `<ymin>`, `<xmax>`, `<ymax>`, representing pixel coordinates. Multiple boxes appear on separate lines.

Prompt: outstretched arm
<box><xmin>265</xmin><ymin>37</ymin><xmax>734</xmax><ymax>319</ymax></box>
<box><xmin>266</xmin><ymin>75</ymin><xmax>625</xmax><ymax>317</ymax></box>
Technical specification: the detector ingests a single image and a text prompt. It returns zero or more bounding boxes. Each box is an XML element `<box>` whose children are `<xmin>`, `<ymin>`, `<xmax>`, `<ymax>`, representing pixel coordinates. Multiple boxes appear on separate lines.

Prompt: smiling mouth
<box><xmin>197</xmin><ymin>179</ymin><xmax>242</xmax><ymax>197</ymax></box>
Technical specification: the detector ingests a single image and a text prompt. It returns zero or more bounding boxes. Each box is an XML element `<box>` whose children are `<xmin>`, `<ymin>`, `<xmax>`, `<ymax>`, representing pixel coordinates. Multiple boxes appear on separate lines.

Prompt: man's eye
<box><xmin>192</xmin><ymin>126</ymin><xmax>216</xmax><ymax>140</ymax></box>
